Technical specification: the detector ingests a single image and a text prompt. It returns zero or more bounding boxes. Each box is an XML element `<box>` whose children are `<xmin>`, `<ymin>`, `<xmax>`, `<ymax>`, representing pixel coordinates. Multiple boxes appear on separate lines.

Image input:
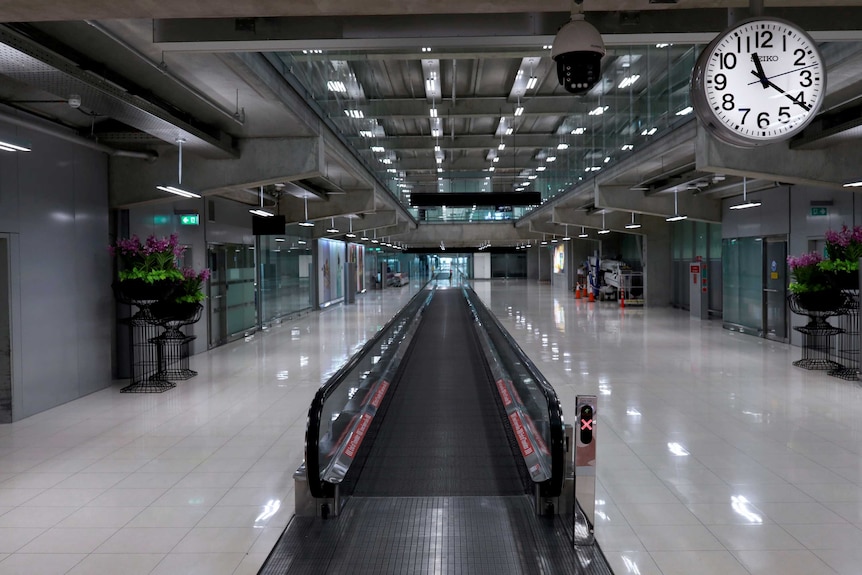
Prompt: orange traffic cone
<box><xmin>620</xmin><ymin>289</ymin><xmax>625</xmax><ymax>308</ymax></box>
<box><xmin>575</xmin><ymin>285</ymin><xmax>581</xmax><ymax>299</ymax></box>
<box><xmin>588</xmin><ymin>289</ymin><xmax>595</xmax><ymax>302</ymax></box>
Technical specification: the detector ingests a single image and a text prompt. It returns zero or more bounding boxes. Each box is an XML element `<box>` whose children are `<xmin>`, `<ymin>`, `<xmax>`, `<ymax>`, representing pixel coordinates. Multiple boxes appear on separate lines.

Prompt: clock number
<box><xmin>800</xmin><ymin>70</ymin><xmax>813</xmax><ymax>87</ymax></box>
<box><xmin>757</xmin><ymin>112</ymin><xmax>771</xmax><ymax>129</ymax></box>
<box><xmin>756</xmin><ymin>30</ymin><xmax>773</xmax><ymax>49</ymax></box>
<box><xmin>741</xmin><ymin>31</ymin><xmax>775</xmax><ymax>52</ymax></box>
<box><xmin>714</xmin><ymin>73</ymin><xmax>727</xmax><ymax>91</ymax></box>
<box><xmin>791</xmin><ymin>91</ymin><xmax>806</xmax><ymax>105</ymax></box>
<box><xmin>722</xmin><ymin>94</ymin><xmax>735</xmax><ymax>110</ymax></box>
<box><xmin>719</xmin><ymin>52</ymin><xmax>737</xmax><ymax>70</ymax></box>
<box><xmin>739</xmin><ymin>108</ymin><xmax>751</xmax><ymax>124</ymax></box>
<box><xmin>779</xmin><ymin>106</ymin><xmax>791</xmax><ymax>123</ymax></box>
<box><xmin>794</xmin><ymin>48</ymin><xmax>806</xmax><ymax>66</ymax></box>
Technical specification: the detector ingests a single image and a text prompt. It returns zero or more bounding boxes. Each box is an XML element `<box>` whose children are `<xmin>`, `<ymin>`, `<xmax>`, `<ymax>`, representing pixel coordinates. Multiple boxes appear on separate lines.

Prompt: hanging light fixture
<box><xmin>326</xmin><ymin>217</ymin><xmax>339</xmax><ymax>233</ymax></box>
<box><xmin>598</xmin><ymin>212</ymin><xmax>611</xmax><ymax>234</ymax></box>
<box><xmin>346</xmin><ymin>218</ymin><xmax>356</xmax><ymax>238</ymax></box>
<box><xmin>157</xmin><ymin>137</ymin><xmax>202</xmax><ymax>198</ymax></box>
<box><xmin>372</xmin><ymin>230</ymin><xmax>379</xmax><ymax>244</ymax></box>
<box><xmin>625</xmin><ymin>212</ymin><xmax>642</xmax><ymax>229</ymax></box>
<box><xmin>666</xmin><ymin>189</ymin><xmax>688</xmax><ymax>222</ymax></box>
<box><xmin>298</xmin><ymin>195</ymin><xmax>315</xmax><ymax>227</ymax></box>
<box><xmin>729</xmin><ymin>177</ymin><xmax>762</xmax><ymax>210</ymax></box>
<box><xmin>249</xmin><ymin>185</ymin><xmax>274</xmax><ymax>217</ymax></box>
<box><xmin>541</xmin><ymin>234</ymin><xmax>548</xmax><ymax>245</ymax></box>
<box><xmin>562</xmin><ymin>225</ymin><xmax>571</xmax><ymax>241</ymax></box>
<box><xmin>551</xmin><ymin>235</ymin><xmax>559</xmax><ymax>243</ymax></box>
<box><xmin>578</xmin><ymin>226</ymin><xmax>589</xmax><ymax>238</ymax></box>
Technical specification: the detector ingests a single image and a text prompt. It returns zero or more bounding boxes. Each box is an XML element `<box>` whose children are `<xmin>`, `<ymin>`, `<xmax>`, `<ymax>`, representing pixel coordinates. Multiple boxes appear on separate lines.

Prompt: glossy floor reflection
<box><xmin>1</xmin><ymin>279</ymin><xmax>861</xmax><ymax>574</ymax></box>
<box><xmin>474</xmin><ymin>280</ymin><xmax>862</xmax><ymax>575</ymax></box>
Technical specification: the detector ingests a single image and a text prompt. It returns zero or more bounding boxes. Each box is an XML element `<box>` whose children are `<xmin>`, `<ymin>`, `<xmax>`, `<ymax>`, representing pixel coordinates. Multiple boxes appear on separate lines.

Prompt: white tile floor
<box><xmin>1</xmin><ymin>279</ymin><xmax>862</xmax><ymax>574</ymax></box>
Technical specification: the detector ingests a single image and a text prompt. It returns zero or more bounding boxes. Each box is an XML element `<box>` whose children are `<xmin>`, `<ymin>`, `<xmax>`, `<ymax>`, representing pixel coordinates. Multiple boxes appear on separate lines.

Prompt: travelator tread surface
<box><xmin>264</xmin><ymin>496</ymin><xmax>586</xmax><ymax>575</ymax></box>
<box><xmin>353</xmin><ymin>289</ymin><xmax>524</xmax><ymax>496</ymax></box>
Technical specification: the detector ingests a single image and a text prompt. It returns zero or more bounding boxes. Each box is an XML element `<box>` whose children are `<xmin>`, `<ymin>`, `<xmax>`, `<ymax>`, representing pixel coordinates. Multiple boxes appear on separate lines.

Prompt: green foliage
<box><xmin>818</xmin><ymin>259</ymin><xmax>860</xmax><ymax>273</ymax></box>
<box><xmin>118</xmin><ymin>268</ymin><xmax>184</xmax><ymax>283</ymax></box>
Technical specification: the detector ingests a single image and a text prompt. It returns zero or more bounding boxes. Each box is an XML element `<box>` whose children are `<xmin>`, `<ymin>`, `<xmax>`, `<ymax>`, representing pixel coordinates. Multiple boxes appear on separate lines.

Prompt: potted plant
<box><xmin>787</xmin><ymin>251</ymin><xmax>844</xmax><ymax>312</ymax></box>
<box><xmin>150</xmin><ymin>267</ymin><xmax>210</xmax><ymax>322</ymax></box>
<box><xmin>822</xmin><ymin>225</ymin><xmax>862</xmax><ymax>290</ymax></box>
<box><xmin>110</xmin><ymin>234</ymin><xmax>186</xmax><ymax>302</ymax></box>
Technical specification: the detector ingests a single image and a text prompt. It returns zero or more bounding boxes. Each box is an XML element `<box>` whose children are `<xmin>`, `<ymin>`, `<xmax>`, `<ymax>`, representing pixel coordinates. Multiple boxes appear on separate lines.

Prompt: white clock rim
<box><xmin>691</xmin><ymin>16</ymin><xmax>826</xmax><ymax>147</ymax></box>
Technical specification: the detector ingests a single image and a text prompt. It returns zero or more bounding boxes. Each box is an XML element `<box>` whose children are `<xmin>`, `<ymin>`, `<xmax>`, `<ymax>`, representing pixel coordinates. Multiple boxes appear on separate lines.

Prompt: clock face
<box><xmin>691</xmin><ymin>18</ymin><xmax>826</xmax><ymax>147</ymax></box>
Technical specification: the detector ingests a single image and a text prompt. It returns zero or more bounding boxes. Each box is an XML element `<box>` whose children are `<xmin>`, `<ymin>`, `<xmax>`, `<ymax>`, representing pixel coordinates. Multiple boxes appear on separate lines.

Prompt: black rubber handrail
<box><xmin>463</xmin><ymin>285</ymin><xmax>567</xmax><ymax>498</ymax></box>
<box><xmin>304</xmin><ymin>285</ymin><xmax>433</xmax><ymax>498</ymax></box>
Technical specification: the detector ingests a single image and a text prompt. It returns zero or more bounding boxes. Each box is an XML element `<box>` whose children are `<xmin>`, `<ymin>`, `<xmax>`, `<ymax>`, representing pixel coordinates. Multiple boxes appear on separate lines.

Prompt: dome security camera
<box><xmin>68</xmin><ymin>94</ymin><xmax>82</xmax><ymax>109</ymax></box>
<box><xmin>551</xmin><ymin>14</ymin><xmax>606</xmax><ymax>94</ymax></box>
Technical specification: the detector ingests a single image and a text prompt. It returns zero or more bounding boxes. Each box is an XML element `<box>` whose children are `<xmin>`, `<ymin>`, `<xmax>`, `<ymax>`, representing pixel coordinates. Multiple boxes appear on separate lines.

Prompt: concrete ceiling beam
<box><xmin>110</xmin><ymin>136</ymin><xmax>322</xmax><ymax>208</ymax></box>
<box><xmin>280</xmin><ymin>189</ymin><xmax>376</xmax><ymax>223</ymax></box>
<box><xmin>695</xmin><ymin>124</ymin><xmax>862</xmax><ymax>190</ymax></box>
<box><xmin>596</xmin><ymin>183</ymin><xmax>721</xmax><ymax>223</ymax></box>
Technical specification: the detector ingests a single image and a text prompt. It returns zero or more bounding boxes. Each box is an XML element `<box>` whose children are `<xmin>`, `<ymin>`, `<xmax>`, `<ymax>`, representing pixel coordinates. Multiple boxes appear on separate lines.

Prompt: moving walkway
<box><xmin>260</xmin><ymin>283</ymin><xmax>612</xmax><ymax>574</ymax></box>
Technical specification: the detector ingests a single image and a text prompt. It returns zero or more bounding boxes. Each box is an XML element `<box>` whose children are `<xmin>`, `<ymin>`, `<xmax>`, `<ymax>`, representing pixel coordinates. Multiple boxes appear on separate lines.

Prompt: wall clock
<box><xmin>691</xmin><ymin>17</ymin><xmax>825</xmax><ymax>147</ymax></box>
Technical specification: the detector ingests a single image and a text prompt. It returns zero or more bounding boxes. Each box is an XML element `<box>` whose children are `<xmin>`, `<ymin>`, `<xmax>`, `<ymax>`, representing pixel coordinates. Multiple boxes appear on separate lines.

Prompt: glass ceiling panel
<box><xmin>273</xmin><ymin>42</ymin><xmax>702</xmax><ymax>221</ymax></box>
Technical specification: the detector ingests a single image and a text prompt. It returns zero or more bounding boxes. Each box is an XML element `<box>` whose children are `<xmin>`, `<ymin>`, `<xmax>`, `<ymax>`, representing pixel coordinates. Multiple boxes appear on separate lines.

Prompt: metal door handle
<box><xmin>763</xmin><ymin>289</ymin><xmax>779</xmax><ymax>293</ymax></box>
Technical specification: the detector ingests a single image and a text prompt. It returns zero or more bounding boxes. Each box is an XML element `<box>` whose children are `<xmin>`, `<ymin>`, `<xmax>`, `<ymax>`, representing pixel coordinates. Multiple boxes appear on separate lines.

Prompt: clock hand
<box><xmin>746</xmin><ymin>63</ymin><xmax>819</xmax><ymax>86</ymax></box>
<box><xmin>751</xmin><ymin>53</ymin><xmax>770</xmax><ymax>88</ymax></box>
<box><xmin>748</xmin><ymin>70</ymin><xmax>811</xmax><ymax>112</ymax></box>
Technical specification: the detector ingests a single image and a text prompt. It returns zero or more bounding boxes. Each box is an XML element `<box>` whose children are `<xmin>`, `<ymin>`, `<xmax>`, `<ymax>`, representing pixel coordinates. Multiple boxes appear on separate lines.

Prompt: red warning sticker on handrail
<box><xmin>343</xmin><ymin>413</ymin><xmax>373</xmax><ymax>459</ymax></box>
<box><xmin>509</xmin><ymin>412</ymin><xmax>534</xmax><ymax>457</ymax></box>
<box><xmin>496</xmin><ymin>379</ymin><xmax>512</xmax><ymax>407</ymax></box>
<box><xmin>370</xmin><ymin>380</ymin><xmax>390</xmax><ymax>409</ymax></box>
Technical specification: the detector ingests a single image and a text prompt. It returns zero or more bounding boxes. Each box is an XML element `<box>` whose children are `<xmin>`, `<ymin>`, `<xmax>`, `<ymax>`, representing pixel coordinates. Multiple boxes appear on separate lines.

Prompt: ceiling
<box><xmin>2</xmin><ymin>1</ymin><xmax>862</xmax><ymax>248</ymax></box>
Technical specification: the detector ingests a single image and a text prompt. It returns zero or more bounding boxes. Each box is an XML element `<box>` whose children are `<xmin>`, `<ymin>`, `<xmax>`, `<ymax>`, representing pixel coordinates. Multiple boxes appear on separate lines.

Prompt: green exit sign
<box><xmin>179</xmin><ymin>214</ymin><xmax>200</xmax><ymax>226</ymax></box>
<box><xmin>810</xmin><ymin>207</ymin><xmax>828</xmax><ymax>216</ymax></box>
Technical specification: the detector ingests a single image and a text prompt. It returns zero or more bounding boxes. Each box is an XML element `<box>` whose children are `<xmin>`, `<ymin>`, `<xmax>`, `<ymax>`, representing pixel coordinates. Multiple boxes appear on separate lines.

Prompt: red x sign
<box><xmin>581</xmin><ymin>418</ymin><xmax>593</xmax><ymax>431</ymax></box>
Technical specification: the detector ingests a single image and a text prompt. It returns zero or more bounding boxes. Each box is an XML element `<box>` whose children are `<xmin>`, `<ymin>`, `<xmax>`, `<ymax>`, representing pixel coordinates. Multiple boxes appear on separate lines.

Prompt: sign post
<box><xmin>574</xmin><ymin>395</ymin><xmax>597</xmax><ymax>546</ymax></box>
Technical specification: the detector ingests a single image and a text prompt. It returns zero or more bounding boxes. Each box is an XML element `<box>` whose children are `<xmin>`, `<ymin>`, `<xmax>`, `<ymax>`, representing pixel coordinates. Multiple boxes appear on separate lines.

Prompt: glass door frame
<box><xmin>762</xmin><ymin>236</ymin><xmax>789</xmax><ymax>343</ymax></box>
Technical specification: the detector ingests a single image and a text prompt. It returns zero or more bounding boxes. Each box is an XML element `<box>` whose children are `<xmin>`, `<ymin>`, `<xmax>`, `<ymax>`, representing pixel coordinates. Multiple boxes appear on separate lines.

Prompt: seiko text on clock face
<box><xmin>695</xmin><ymin>18</ymin><xmax>825</xmax><ymax>146</ymax></box>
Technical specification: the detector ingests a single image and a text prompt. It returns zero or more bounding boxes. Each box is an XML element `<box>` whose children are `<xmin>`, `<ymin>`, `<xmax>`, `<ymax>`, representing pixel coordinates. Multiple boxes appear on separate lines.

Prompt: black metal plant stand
<box><xmin>788</xmin><ymin>293</ymin><xmax>846</xmax><ymax>371</ymax></box>
<box><xmin>151</xmin><ymin>304</ymin><xmax>203</xmax><ymax>382</ymax></box>
<box><xmin>121</xmin><ymin>301</ymin><xmax>177</xmax><ymax>393</ymax></box>
<box><xmin>829</xmin><ymin>290</ymin><xmax>860</xmax><ymax>380</ymax></box>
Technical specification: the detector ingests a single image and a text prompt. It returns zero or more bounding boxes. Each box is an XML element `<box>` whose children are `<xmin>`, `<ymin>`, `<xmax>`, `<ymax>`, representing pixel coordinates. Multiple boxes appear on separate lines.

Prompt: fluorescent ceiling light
<box><xmin>327</xmin><ymin>81</ymin><xmax>347</xmax><ymax>93</ymax></box>
<box><xmin>844</xmin><ymin>180</ymin><xmax>862</xmax><ymax>188</ymax></box>
<box><xmin>546</xmin><ymin>155</ymin><xmax>556</xmax><ymax>162</ymax></box>
<box><xmin>641</xmin><ymin>127</ymin><xmax>658</xmax><ymax>136</ymax></box>
<box><xmin>656</xmin><ymin>43</ymin><xmax>671</xmax><ymax>48</ymax></box>
<box><xmin>249</xmin><ymin>209</ymin><xmax>274</xmax><ymax>217</ymax></box>
<box><xmin>359</xmin><ymin>130</ymin><xmax>374</xmax><ymax>138</ymax></box>
<box><xmin>345</xmin><ymin>109</ymin><xmax>364</xmax><ymax>118</ymax></box>
<box><xmin>729</xmin><ymin>201</ymin><xmax>762</xmax><ymax>210</ymax></box>
<box><xmin>526</xmin><ymin>76</ymin><xmax>538</xmax><ymax>90</ymax></box>
<box><xmin>666</xmin><ymin>214</ymin><xmax>688</xmax><ymax>222</ymax></box>
<box><xmin>156</xmin><ymin>185</ymin><xmax>201</xmax><ymax>199</ymax></box>
<box><xmin>492</xmin><ymin>157</ymin><xmax>499</xmax><ymax>163</ymax></box>
<box><xmin>625</xmin><ymin>223</ymin><xmax>642</xmax><ymax>229</ymax></box>
<box><xmin>571</xmin><ymin>127</ymin><xmax>586</xmax><ymax>135</ymax></box>
<box><xmin>298</xmin><ymin>221</ymin><xmax>315</xmax><ymax>227</ymax></box>
<box><xmin>621</xmin><ymin>144</ymin><xmax>634</xmax><ymax>151</ymax></box>
<box><xmin>578</xmin><ymin>232</ymin><xmax>589</xmax><ymax>238</ymax></box>
<box><xmin>370</xmin><ymin>146</ymin><xmax>385</xmax><ymax>153</ymax></box>
<box><xmin>536</xmin><ymin>166</ymin><xmax>546</xmax><ymax>172</ymax></box>
<box><xmin>528</xmin><ymin>175</ymin><xmax>537</xmax><ymax>180</ymax></box>
<box><xmin>514</xmin><ymin>106</ymin><xmax>524</xmax><ymax>117</ymax></box>
<box><xmin>434</xmin><ymin>145</ymin><xmax>441</xmax><ymax>152</ymax></box>
<box><xmin>618</xmin><ymin>75</ymin><xmax>640</xmax><ymax>89</ymax></box>
<box><xmin>557</xmin><ymin>143</ymin><xmax>569</xmax><ymax>150</ymax></box>
<box><xmin>0</xmin><ymin>140</ymin><xmax>30</xmax><ymax>152</ymax></box>
<box><xmin>381</xmin><ymin>158</ymin><xmax>392</xmax><ymax>164</ymax></box>
<box><xmin>676</xmin><ymin>106</ymin><xmax>694</xmax><ymax>116</ymax></box>
<box><xmin>598</xmin><ymin>228</ymin><xmax>611</xmax><ymax>234</ymax></box>
<box><xmin>429</xmin><ymin>108</ymin><xmax>438</xmax><ymax>118</ymax></box>
<box><xmin>588</xmin><ymin>106</ymin><xmax>609</xmax><ymax>116</ymax></box>
<box><xmin>498</xmin><ymin>143</ymin><xmax>506</xmax><ymax>150</ymax></box>
<box><xmin>505</xmin><ymin>127</ymin><xmax>514</xmax><ymax>135</ymax></box>
<box><xmin>431</xmin><ymin>128</ymin><xmax>440</xmax><ymax>137</ymax></box>
<box><xmin>346</xmin><ymin>233</ymin><xmax>356</xmax><ymax>238</ymax></box>
<box><xmin>489</xmin><ymin>166</ymin><xmax>496</xmax><ymax>172</ymax></box>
